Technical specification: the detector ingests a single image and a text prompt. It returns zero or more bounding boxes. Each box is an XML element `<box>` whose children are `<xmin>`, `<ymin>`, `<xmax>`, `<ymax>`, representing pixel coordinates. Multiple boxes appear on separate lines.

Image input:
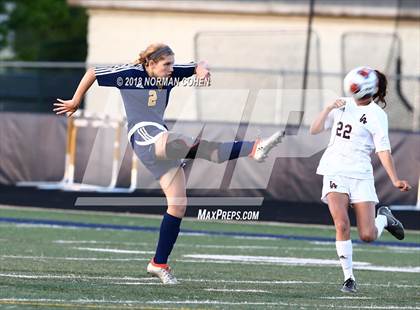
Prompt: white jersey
<box><xmin>316</xmin><ymin>97</ymin><xmax>391</xmax><ymax>179</ymax></box>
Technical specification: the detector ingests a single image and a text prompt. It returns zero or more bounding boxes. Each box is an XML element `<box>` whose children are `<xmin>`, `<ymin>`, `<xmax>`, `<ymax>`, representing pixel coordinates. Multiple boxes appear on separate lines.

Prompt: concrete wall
<box><xmin>82</xmin><ymin>8</ymin><xmax>420</xmax><ymax>127</ymax></box>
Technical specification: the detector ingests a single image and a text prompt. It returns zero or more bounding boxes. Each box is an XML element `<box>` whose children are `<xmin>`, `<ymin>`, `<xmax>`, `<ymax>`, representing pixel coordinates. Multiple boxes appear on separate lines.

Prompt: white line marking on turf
<box><xmin>204</xmin><ymin>288</ymin><xmax>271</xmax><ymax>293</ymax></box>
<box><xmin>0</xmin><ymin>298</ymin><xmax>284</xmax><ymax>306</ymax></box>
<box><xmin>356</xmin><ymin>265</ymin><xmax>420</xmax><ymax>273</ymax></box>
<box><xmin>108</xmin><ymin>282</ymin><xmax>161</xmax><ymax>286</ymax></box>
<box><xmin>0</xmin><ymin>272</ymin><xmax>419</xmax><ymax>289</ymax></box>
<box><xmin>184</xmin><ymin>254</ymin><xmax>420</xmax><ymax>273</ymax></box>
<box><xmin>1</xmin><ymin>255</ymin><xmax>149</xmax><ymax>262</ymax></box>
<box><xmin>55</xmin><ymin>240</ymin><xmax>278</xmax><ymax>250</ymax></box>
<box><xmin>320</xmin><ymin>296</ymin><xmax>374</xmax><ymax>300</ymax></box>
<box><xmin>189</xmin><ymin>244</ymin><xmax>279</xmax><ymax>249</ymax></box>
<box><xmin>54</xmin><ymin>240</ymin><xmax>149</xmax><ymax>246</ymax></box>
<box><xmin>310</xmin><ymin>241</ymin><xmax>335</xmax><ymax>245</ymax></box>
<box><xmin>233</xmin><ymin>236</ymin><xmax>280</xmax><ymax>240</ymax></box>
<box><xmin>0</xmin><ymin>223</ymin><xmax>80</xmax><ymax>230</ymax></box>
<box><xmin>4</xmin><ymin>253</ymin><xmax>419</xmax><ymax>274</ymax></box>
<box><xmin>184</xmin><ymin>254</ymin><xmax>368</xmax><ymax>266</ymax></box>
<box><xmin>0</xmin><ymin>273</ymin><xmax>156</xmax><ymax>281</ymax></box>
<box><xmin>0</xmin><ymin>299</ymin><xmax>417</xmax><ymax>309</ymax></box>
<box><xmin>146</xmin><ymin>300</ymin><xmax>282</xmax><ymax>305</ymax></box>
<box><xmin>53</xmin><ymin>240</ymin><xmax>420</xmax><ymax>253</ymax></box>
<box><xmin>73</xmin><ymin>247</ymin><xmax>154</xmax><ymax>254</ymax></box>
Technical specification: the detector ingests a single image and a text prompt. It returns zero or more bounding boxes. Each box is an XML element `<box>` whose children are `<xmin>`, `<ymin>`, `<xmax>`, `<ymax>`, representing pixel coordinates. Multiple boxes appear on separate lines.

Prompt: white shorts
<box><xmin>321</xmin><ymin>175</ymin><xmax>379</xmax><ymax>205</ymax></box>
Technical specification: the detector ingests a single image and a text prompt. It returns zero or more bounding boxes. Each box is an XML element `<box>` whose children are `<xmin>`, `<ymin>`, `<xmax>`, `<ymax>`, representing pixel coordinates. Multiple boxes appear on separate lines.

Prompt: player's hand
<box><xmin>327</xmin><ymin>99</ymin><xmax>346</xmax><ymax>111</ymax></box>
<box><xmin>393</xmin><ymin>180</ymin><xmax>412</xmax><ymax>192</ymax></box>
<box><xmin>53</xmin><ymin>98</ymin><xmax>79</xmax><ymax>117</ymax></box>
<box><xmin>196</xmin><ymin>60</ymin><xmax>211</xmax><ymax>84</ymax></box>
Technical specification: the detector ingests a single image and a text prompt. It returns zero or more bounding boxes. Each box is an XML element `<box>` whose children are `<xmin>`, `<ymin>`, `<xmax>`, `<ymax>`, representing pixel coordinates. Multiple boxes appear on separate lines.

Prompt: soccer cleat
<box><xmin>147</xmin><ymin>260</ymin><xmax>178</xmax><ymax>285</ymax></box>
<box><xmin>341</xmin><ymin>278</ymin><xmax>357</xmax><ymax>293</ymax></box>
<box><xmin>251</xmin><ymin>131</ymin><xmax>284</xmax><ymax>162</ymax></box>
<box><xmin>377</xmin><ymin>206</ymin><xmax>405</xmax><ymax>240</ymax></box>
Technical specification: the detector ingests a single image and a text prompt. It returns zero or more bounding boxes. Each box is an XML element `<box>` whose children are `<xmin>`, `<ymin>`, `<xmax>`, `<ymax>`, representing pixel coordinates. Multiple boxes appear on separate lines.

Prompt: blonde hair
<box><xmin>134</xmin><ymin>43</ymin><xmax>174</xmax><ymax>66</ymax></box>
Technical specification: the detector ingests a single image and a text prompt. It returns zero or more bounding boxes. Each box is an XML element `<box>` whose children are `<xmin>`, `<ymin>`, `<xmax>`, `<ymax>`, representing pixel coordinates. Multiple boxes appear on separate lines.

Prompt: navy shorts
<box><xmin>130</xmin><ymin>126</ymin><xmax>182</xmax><ymax>180</ymax></box>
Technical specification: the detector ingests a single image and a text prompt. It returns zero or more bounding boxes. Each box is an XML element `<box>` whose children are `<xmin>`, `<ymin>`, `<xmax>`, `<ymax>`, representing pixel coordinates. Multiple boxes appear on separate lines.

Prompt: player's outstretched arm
<box><xmin>195</xmin><ymin>60</ymin><xmax>210</xmax><ymax>85</ymax></box>
<box><xmin>377</xmin><ymin>150</ymin><xmax>412</xmax><ymax>192</ymax></box>
<box><xmin>53</xmin><ymin>68</ymin><xmax>97</xmax><ymax>117</ymax></box>
<box><xmin>309</xmin><ymin>99</ymin><xmax>345</xmax><ymax>135</ymax></box>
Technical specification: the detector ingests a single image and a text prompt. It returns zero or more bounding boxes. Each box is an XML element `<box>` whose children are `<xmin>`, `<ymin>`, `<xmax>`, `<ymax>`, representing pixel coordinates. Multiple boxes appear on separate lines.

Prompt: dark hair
<box><xmin>373</xmin><ymin>70</ymin><xmax>387</xmax><ymax>109</ymax></box>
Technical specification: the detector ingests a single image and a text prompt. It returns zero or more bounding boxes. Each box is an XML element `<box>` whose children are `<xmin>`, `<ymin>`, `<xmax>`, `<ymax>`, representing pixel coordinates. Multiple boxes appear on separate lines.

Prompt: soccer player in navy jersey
<box><xmin>54</xmin><ymin>43</ymin><xmax>283</xmax><ymax>284</ymax></box>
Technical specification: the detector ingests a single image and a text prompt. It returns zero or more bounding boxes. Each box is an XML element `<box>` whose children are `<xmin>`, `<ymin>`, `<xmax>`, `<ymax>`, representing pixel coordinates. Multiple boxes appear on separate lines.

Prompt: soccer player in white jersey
<box><xmin>53</xmin><ymin>43</ymin><xmax>283</xmax><ymax>284</ymax></box>
<box><xmin>310</xmin><ymin>66</ymin><xmax>411</xmax><ymax>293</ymax></box>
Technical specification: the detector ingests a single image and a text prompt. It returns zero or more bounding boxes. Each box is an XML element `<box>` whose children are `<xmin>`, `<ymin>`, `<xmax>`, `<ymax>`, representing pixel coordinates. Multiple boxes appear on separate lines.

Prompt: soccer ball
<box><xmin>343</xmin><ymin>66</ymin><xmax>378</xmax><ymax>100</ymax></box>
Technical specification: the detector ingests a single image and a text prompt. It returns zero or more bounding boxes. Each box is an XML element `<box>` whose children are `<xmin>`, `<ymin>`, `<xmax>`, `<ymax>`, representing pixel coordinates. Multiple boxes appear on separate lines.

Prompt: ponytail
<box><xmin>373</xmin><ymin>70</ymin><xmax>387</xmax><ymax>109</ymax></box>
<box><xmin>133</xmin><ymin>43</ymin><xmax>174</xmax><ymax>66</ymax></box>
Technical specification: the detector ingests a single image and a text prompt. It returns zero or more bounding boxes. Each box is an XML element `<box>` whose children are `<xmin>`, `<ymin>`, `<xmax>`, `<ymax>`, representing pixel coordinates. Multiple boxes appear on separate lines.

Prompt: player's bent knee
<box><xmin>334</xmin><ymin>220</ymin><xmax>350</xmax><ymax>235</ymax></box>
<box><xmin>167</xmin><ymin>203</ymin><xmax>187</xmax><ymax>218</ymax></box>
<box><xmin>156</xmin><ymin>132</ymin><xmax>197</xmax><ymax>160</ymax></box>
<box><xmin>359</xmin><ymin>231</ymin><xmax>376</xmax><ymax>243</ymax></box>
<box><xmin>166</xmin><ymin>196</ymin><xmax>187</xmax><ymax>207</ymax></box>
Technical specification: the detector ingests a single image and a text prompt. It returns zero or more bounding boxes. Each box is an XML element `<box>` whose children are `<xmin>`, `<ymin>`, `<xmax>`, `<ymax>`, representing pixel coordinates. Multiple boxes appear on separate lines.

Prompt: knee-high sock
<box><xmin>336</xmin><ymin>240</ymin><xmax>354</xmax><ymax>281</ymax></box>
<box><xmin>166</xmin><ymin>136</ymin><xmax>255</xmax><ymax>163</ymax></box>
<box><xmin>154</xmin><ymin>212</ymin><xmax>182</xmax><ymax>264</ymax></box>
<box><xmin>375</xmin><ymin>214</ymin><xmax>387</xmax><ymax>239</ymax></box>
<box><xmin>216</xmin><ymin>141</ymin><xmax>255</xmax><ymax>162</ymax></box>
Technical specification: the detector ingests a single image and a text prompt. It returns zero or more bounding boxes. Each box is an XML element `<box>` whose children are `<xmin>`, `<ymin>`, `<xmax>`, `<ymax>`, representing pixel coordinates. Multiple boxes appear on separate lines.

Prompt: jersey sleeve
<box><xmin>324</xmin><ymin>108</ymin><xmax>337</xmax><ymax>130</ymax></box>
<box><xmin>172</xmin><ymin>63</ymin><xmax>196</xmax><ymax>79</ymax></box>
<box><xmin>94</xmin><ymin>64</ymin><xmax>138</xmax><ymax>87</ymax></box>
<box><xmin>369</xmin><ymin>112</ymin><xmax>391</xmax><ymax>152</ymax></box>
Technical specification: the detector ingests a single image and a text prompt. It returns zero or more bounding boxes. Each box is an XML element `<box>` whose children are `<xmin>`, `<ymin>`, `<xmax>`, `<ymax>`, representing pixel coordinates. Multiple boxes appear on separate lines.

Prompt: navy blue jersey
<box><xmin>94</xmin><ymin>63</ymin><xmax>196</xmax><ymax>139</ymax></box>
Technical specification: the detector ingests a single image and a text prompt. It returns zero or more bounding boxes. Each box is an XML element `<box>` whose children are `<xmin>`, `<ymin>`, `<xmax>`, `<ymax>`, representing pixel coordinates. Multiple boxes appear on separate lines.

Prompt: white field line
<box><xmin>73</xmin><ymin>247</ymin><xmax>154</xmax><ymax>254</ymax></box>
<box><xmin>233</xmin><ymin>235</ymin><xmax>281</xmax><ymax>240</ymax></box>
<box><xmin>1</xmin><ymin>255</ymin><xmax>150</xmax><ymax>262</ymax></box>
<box><xmin>55</xmin><ymin>240</ymin><xmax>279</xmax><ymax>250</ymax></box>
<box><xmin>384</xmin><ymin>246</ymin><xmax>420</xmax><ymax>252</ymax></box>
<box><xmin>147</xmin><ymin>300</ymin><xmax>420</xmax><ymax>309</ymax></box>
<box><xmin>184</xmin><ymin>254</ymin><xmax>420</xmax><ymax>273</ymax></box>
<box><xmin>179</xmin><ymin>258</ymin><xmax>420</xmax><ymax>274</ymax></box>
<box><xmin>0</xmin><ymin>298</ymin><xmax>417</xmax><ymax>309</ymax></box>
<box><xmin>0</xmin><ymin>273</ymin><xmax>156</xmax><ymax>281</ymax></box>
<box><xmin>204</xmin><ymin>288</ymin><xmax>271</xmax><ymax>293</ymax></box>
<box><xmin>178</xmin><ymin>232</ymin><xmax>210</xmax><ymax>237</ymax></box>
<box><xmin>54</xmin><ymin>240</ymin><xmax>149</xmax><ymax>245</ymax></box>
<box><xmin>310</xmin><ymin>241</ymin><xmax>335</xmax><ymax>245</ymax></box>
<box><xmin>3</xmin><ymin>252</ymin><xmax>419</xmax><ymax>274</ymax></box>
<box><xmin>108</xmin><ymin>282</ymin><xmax>162</xmax><ymax>286</ymax></box>
<box><xmin>52</xmin><ymin>239</ymin><xmax>420</xmax><ymax>253</ymax></box>
<box><xmin>1</xmin><ymin>272</ymin><xmax>419</xmax><ymax>289</ymax></box>
<box><xmin>320</xmin><ymin>297</ymin><xmax>374</xmax><ymax>300</ymax></box>
<box><xmin>0</xmin><ymin>298</ymin><xmax>280</xmax><ymax>307</ymax></box>
<box><xmin>184</xmin><ymin>254</ymin><xmax>369</xmax><ymax>266</ymax></box>
<box><xmin>0</xmin><ymin>223</ymin><xmax>81</xmax><ymax>230</ymax></box>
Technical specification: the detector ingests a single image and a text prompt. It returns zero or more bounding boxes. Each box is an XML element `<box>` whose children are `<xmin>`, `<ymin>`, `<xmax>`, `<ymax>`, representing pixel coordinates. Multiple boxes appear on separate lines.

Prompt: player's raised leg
<box><xmin>155</xmin><ymin>130</ymin><xmax>284</xmax><ymax>163</ymax></box>
<box><xmin>377</xmin><ymin>206</ymin><xmax>405</xmax><ymax>240</ymax></box>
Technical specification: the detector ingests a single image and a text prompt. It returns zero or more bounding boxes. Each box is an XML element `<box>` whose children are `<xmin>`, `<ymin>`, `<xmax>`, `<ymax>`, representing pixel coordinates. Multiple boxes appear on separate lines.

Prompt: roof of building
<box><xmin>68</xmin><ymin>0</ymin><xmax>420</xmax><ymax>19</ymax></box>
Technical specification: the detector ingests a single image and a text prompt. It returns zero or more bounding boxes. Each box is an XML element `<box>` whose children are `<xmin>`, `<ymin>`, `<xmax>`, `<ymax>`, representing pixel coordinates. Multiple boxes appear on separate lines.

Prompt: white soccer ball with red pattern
<box><xmin>343</xmin><ymin>66</ymin><xmax>378</xmax><ymax>100</ymax></box>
